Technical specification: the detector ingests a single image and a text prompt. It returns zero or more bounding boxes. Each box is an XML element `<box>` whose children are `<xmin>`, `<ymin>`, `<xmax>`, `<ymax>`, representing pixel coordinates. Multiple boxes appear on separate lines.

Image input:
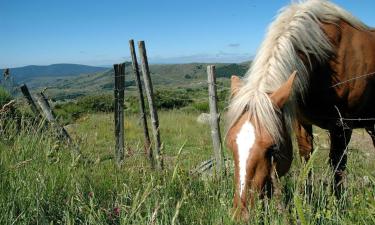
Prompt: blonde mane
<box><xmin>227</xmin><ymin>0</ymin><xmax>369</xmax><ymax>143</ymax></box>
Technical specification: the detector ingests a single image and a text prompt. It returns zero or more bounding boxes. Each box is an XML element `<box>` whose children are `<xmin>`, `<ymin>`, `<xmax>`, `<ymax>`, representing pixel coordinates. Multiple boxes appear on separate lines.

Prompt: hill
<box><xmin>2</xmin><ymin>64</ymin><xmax>109</xmax><ymax>83</ymax></box>
<box><xmin>41</xmin><ymin>62</ymin><xmax>250</xmax><ymax>101</ymax></box>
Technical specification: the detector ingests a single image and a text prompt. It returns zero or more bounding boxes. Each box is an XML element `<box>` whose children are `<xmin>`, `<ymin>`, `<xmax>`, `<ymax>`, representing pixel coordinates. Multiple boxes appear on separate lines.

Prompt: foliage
<box><xmin>54</xmin><ymin>94</ymin><xmax>115</xmax><ymax>124</ymax></box>
<box><xmin>52</xmin><ymin>93</ymin><xmax>85</xmax><ymax>102</ymax></box>
<box><xmin>215</xmin><ymin>63</ymin><xmax>248</xmax><ymax>78</ymax></box>
<box><xmin>78</xmin><ymin>95</ymin><xmax>114</xmax><ymax>112</ymax></box>
<box><xmin>0</xmin><ymin>86</ymin><xmax>12</xmax><ymax>108</ymax></box>
<box><xmin>32</xmin><ymin>62</ymin><xmax>248</xmax><ymax>102</ymax></box>
<box><xmin>53</xmin><ymin>84</ymin><xmax>225</xmax><ymax>124</ymax></box>
<box><xmin>154</xmin><ymin>89</ymin><xmax>193</xmax><ymax>110</ymax></box>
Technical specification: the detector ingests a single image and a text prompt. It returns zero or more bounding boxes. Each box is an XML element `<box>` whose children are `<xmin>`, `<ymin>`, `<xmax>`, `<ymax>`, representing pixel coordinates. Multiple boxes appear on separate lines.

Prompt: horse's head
<box><xmin>226</xmin><ymin>71</ymin><xmax>296</xmax><ymax>218</ymax></box>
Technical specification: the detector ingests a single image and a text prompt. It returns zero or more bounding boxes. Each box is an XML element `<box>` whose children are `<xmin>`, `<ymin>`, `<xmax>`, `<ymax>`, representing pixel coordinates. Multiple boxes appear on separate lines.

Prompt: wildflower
<box><xmin>114</xmin><ymin>207</ymin><xmax>120</xmax><ymax>216</ymax></box>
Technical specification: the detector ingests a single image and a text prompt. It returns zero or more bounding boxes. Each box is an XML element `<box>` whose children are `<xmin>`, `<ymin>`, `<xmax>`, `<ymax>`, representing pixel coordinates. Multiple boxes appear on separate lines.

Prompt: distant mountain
<box><xmin>41</xmin><ymin>62</ymin><xmax>251</xmax><ymax>101</ymax></box>
<box><xmin>2</xmin><ymin>64</ymin><xmax>109</xmax><ymax>82</ymax></box>
<box><xmin>3</xmin><ymin>61</ymin><xmax>251</xmax><ymax>101</ymax></box>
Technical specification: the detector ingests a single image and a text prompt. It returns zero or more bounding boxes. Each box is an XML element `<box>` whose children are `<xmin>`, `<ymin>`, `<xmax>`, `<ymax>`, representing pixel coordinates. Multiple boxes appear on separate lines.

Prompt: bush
<box><xmin>124</xmin><ymin>96</ymin><xmax>140</xmax><ymax>114</ymax></box>
<box><xmin>78</xmin><ymin>95</ymin><xmax>114</xmax><ymax>112</ymax></box>
<box><xmin>53</xmin><ymin>86</ymin><xmax>224</xmax><ymax>124</ymax></box>
<box><xmin>215</xmin><ymin>63</ymin><xmax>248</xmax><ymax>78</ymax></box>
<box><xmin>54</xmin><ymin>102</ymin><xmax>85</xmax><ymax>125</ymax></box>
<box><xmin>101</xmin><ymin>80</ymin><xmax>136</xmax><ymax>90</ymax></box>
<box><xmin>0</xmin><ymin>86</ymin><xmax>12</xmax><ymax>108</ymax></box>
<box><xmin>154</xmin><ymin>89</ymin><xmax>193</xmax><ymax>110</ymax></box>
<box><xmin>54</xmin><ymin>94</ymin><xmax>114</xmax><ymax>124</ymax></box>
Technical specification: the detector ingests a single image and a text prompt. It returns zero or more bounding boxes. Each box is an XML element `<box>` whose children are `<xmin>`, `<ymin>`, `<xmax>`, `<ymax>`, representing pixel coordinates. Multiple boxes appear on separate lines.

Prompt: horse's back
<box><xmin>300</xmin><ymin>21</ymin><xmax>375</xmax><ymax>129</ymax></box>
<box><xmin>336</xmin><ymin>22</ymin><xmax>375</xmax><ymax>112</ymax></box>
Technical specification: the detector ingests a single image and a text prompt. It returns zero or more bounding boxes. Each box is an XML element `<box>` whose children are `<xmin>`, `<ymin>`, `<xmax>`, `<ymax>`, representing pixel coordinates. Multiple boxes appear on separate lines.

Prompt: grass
<box><xmin>1</xmin><ymin>111</ymin><xmax>375</xmax><ymax>224</ymax></box>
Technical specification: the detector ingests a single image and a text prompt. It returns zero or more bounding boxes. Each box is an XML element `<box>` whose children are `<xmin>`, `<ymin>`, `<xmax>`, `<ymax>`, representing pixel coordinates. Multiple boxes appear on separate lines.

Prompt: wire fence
<box><xmin>7</xmin><ymin>69</ymin><xmax>375</xmax><ymax>123</ymax></box>
<box><xmin>3</xmin><ymin>67</ymin><xmax>375</xmax><ymax>169</ymax></box>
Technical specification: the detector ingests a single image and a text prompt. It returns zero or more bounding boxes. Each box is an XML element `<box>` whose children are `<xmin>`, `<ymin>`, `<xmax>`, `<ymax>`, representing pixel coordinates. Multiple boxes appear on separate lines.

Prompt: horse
<box><xmin>226</xmin><ymin>0</ymin><xmax>375</xmax><ymax>218</ymax></box>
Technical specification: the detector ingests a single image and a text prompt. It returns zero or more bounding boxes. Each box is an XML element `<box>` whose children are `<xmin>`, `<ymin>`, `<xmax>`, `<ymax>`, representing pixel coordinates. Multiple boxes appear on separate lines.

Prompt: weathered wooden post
<box><xmin>37</xmin><ymin>93</ymin><xmax>56</xmax><ymax>122</ymax></box>
<box><xmin>138</xmin><ymin>41</ymin><xmax>163</xmax><ymax>170</ymax></box>
<box><xmin>129</xmin><ymin>39</ymin><xmax>153</xmax><ymax>167</ymax></box>
<box><xmin>36</xmin><ymin>92</ymin><xmax>81</xmax><ymax>154</ymax></box>
<box><xmin>113</xmin><ymin>63</ymin><xmax>125</xmax><ymax>165</ymax></box>
<box><xmin>207</xmin><ymin>65</ymin><xmax>224</xmax><ymax>175</ymax></box>
<box><xmin>20</xmin><ymin>84</ymin><xmax>40</xmax><ymax>116</ymax></box>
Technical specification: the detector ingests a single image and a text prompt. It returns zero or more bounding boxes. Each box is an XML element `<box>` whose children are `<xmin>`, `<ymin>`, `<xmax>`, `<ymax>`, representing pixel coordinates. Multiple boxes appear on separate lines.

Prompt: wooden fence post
<box><xmin>36</xmin><ymin>92</ymin><xmax>81</xmax><ymax>155</ymax></box>
<box><xmin>138</xmin><ymin>41</ymin><xmax>163</xmax><ymax>170</ymax></box>
<box><xmin>20</xmin><ymin>84</ymin><xmax>40</xmax><ymax>116</ymax></box>
<box><xmin>207</xmin><ymin>65</ymin><xmax>224</xmax><ymax>175</ymax></box>
<box><xmin>113</xmin><ymin>63</ymin><xmax>125</xmax><ymax>165</ymax></box>
<box><xmin>129</xmin><ymin>39</ymin><xmax>153</xmax><ymax>167</ymax></box>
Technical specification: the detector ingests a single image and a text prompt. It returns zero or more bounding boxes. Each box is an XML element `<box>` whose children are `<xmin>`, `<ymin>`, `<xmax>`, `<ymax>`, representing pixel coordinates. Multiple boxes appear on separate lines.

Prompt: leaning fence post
<box><xmin>138</xmin><ymin>40</ymin><xmax>163</xmax><ymax>170</ymax></box>
<box><xmin>207</xmin><ymin>65</ymin><xmax>224</xmax><ymax>175</ymax></box>
<box><xmin>113</xmin><ymin>63</ymin><xmax>125</xmax><ymax>165</ymax></box>
<box><xmin>36</xmin><ymin>92</ymin><xmax>81</xmax><ymax>155</ymax></box>
<box><xmin>20</xmin><ymin>84</ymin><xmax>40</xmax><ymax>116</ymax></box>
<box><xmin>129</xmin><ymin>39</ymin><xmax>153</xmax><ymax>168</ymax></box>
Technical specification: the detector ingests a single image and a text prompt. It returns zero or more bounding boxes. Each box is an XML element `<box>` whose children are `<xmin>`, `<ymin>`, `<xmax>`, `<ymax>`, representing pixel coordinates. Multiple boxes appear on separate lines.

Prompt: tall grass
<box><xmin>1</xmin><ymin>112</ymin><xmax>375</xmax><ymax>224</ymax></box>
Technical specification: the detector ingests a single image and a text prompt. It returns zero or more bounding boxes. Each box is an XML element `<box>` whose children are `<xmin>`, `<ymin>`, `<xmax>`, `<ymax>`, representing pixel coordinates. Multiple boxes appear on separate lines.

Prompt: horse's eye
<box><xmin>266</xmin><ymin>144</ymin><xmax>278</xmax><ymax>158</ymax></box>
<box><xmin>269</xmin><ymin>144</ymin><xmax>277</xmax><ymax>151</ymax></box>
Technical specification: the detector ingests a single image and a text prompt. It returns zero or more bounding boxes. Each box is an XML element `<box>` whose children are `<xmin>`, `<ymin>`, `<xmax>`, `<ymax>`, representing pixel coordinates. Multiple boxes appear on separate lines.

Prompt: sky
<box><xmin>1</xmin><ymin>0</ymin><xmax>375</xmax><ymax>68</ymax></box>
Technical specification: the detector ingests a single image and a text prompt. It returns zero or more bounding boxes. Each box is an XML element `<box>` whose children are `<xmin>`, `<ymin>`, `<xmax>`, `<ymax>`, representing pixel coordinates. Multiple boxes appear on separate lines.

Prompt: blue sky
<box><xmin>1</xmin><ymin>0</ymin><xmax>374</xmax><ymax>68</ymax></box>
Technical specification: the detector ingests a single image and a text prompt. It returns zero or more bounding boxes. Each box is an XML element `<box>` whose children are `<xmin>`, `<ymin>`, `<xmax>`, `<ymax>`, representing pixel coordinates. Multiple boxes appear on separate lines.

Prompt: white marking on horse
<box><xmin>236</xmin><ymin>121</ymin><xmax>256</xmax><ymax>197</ymax></box>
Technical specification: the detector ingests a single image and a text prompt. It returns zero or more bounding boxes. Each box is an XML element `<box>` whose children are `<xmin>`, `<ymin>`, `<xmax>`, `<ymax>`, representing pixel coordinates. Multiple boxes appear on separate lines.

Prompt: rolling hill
<box><xmin>45</xmin><ymin>62</ymin><xmax>250</xmax><ymax>101</ymax></box>
<box><xmin>2</xmin><ymin>64</ymin><xmax>109</xmax><ymax>83</ymax></box>
<box><xmin>5</xmin><ymin>62</ymin><xmax>250</xmax><ymax>101</ymax></box>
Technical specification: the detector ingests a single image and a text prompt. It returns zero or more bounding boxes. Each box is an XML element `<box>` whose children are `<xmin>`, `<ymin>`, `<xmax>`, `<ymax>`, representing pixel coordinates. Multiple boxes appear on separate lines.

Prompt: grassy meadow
<box><xmin>1</xmin><ymin>79</ymin><xmax>375</xmax><ymax>224</ymax></box>
<box><xmin>1</xmin><ymin>107</ymin><xmax>375</xmax><ymax>224</ymax></box>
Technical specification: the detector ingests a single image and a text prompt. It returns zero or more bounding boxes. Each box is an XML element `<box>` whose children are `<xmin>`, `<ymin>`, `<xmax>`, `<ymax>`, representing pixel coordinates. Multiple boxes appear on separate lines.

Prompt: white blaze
<box><xmin>236</xmin><ymin>121</ymin><xmax>256</xmax><ymax>197</ymax></box>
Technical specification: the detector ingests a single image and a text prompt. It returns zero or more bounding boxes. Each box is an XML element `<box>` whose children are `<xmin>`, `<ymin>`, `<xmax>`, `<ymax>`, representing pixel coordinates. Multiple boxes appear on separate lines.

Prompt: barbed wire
<box><xmin>331</xmin><ymin>71</ymin><xmax>375</xmax><ymax>88</ymax></box>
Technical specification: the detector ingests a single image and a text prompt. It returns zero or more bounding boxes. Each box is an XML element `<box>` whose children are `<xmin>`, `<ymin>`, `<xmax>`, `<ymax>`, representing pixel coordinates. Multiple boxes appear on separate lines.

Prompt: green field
<box><xmin>1</xmin><ymin>107</ymin><xmax>375</xmax><ymax>224</ymax></box>
<box><xmin>1</xmin><ymin>66</ymin><xmax>375</xmax><ymax>224</ymax></box>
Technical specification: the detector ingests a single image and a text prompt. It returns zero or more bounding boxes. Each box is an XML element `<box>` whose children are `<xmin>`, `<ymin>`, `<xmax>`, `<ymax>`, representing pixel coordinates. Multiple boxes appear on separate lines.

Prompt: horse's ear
<box><xmin>270</xmin><ymin>71</ymin><xmax>297</xmax><ymax>109</ymax></box>
<box><xmin>231</xmin><ymin>75</ymin><xmax>243</xmax><ymax>96</ymax></box>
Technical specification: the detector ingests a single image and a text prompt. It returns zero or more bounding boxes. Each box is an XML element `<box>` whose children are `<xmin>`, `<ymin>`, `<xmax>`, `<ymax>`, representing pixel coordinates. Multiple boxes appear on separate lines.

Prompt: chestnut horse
<box><xmin>226</xmin><ymin>0</ymin><xmax>375</xmax><ymax>218</ymax></box>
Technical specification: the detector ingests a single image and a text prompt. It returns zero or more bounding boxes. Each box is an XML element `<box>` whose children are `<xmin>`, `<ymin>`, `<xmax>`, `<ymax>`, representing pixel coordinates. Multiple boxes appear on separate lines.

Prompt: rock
<box><xmin>196</xmin><ymin>113</ymin><xmax>211</xmax><ymax>124</ymax></box>
<box><xmin>64</xmin><ymin>124</ymin><xmax>78</xmax><ymax>131</ymax></box>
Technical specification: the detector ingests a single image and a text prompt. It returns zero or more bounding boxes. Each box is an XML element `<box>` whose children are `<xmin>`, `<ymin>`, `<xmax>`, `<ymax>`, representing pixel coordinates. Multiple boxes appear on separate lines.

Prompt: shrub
<box><xmin>54</xmin><ymin>102</ymin><xmax>85</xmax><ymax>125</ymax></box>
<box><xmin>0</xmin><ymin>86</ymin><xmax>12</xmax><ymax>108</ymax></box>
<box><xmin>124</xmin><ymin>96</ymin><xmax>140</xmax><ymax>114</ymax></box>
<box><xmin>54</xmin><ymin>94</ymin><xmax>114</xmax><ymax>124</ymax></box>
<box><xmin>215</xmin><ymin>63</ymin><xmax>248</xmax><ymax>78</ymax></box>
<box><xmin>78</xmin><ymin>95</ymin><xmax>114</xmax><ymax>112</ymax></box>
<box><xmin>154</xmin><ymin>89</ymin><xmax>193</xmax><ymax>110</ymax></box>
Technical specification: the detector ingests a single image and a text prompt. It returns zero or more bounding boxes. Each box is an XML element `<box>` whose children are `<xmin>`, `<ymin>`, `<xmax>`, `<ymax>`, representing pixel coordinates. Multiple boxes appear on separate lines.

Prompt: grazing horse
<box><xmin>226</xmin><ymin>0</ymin><xmax>375</xmax><ymax>218</ymax></box>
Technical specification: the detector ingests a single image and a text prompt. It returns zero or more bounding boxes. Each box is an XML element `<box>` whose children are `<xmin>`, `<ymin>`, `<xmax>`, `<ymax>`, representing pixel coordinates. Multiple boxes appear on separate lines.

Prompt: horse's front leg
<box><xmin>295</xmin><ymin>122</ymin><xmax>314</xmax><ymax>197</ymax></box>
<box><xmin>295</xmin><ymin>122</ymin><xmax>314</xmax><ymax>161</ymax></box>
<box><xmin>365</xmin><ymin>125</ymin><xmax>375</xmax><ymax>147</ymax></box>
<box><xmin>329</xmin><ymin>126</ymin><xmax>352</xmax><ymax>197</ymax></box>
